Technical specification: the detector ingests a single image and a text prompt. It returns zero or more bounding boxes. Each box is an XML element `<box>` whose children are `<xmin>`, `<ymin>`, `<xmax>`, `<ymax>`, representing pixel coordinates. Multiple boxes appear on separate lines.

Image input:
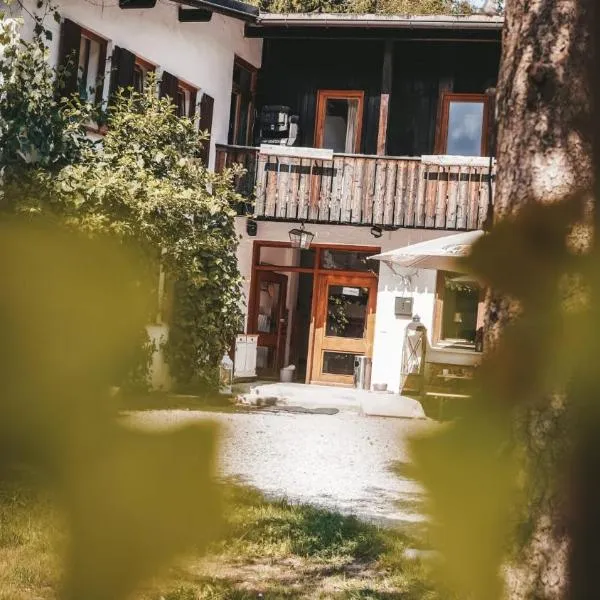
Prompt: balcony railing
<box><xmin>215</xmin><ymin>144</ymin><xmax>494</xmax><ymax>230</ymax></box>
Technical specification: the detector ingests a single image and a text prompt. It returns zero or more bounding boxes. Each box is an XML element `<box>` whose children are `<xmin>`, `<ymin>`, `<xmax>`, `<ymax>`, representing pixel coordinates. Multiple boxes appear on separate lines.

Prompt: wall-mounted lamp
<box><xmin>370</xmin><ymin>225</ymin><xmax>383</xmax><ymax>239</ymax></box>
<box><xmin>289</xmin><ymin>222</ymin><xmax>315</xmax><ymax>249</ymax></box>
<box><xmin>246</xmin><ymin>218</ymin><xmax>258</xmax><ymax>237</ymax></box>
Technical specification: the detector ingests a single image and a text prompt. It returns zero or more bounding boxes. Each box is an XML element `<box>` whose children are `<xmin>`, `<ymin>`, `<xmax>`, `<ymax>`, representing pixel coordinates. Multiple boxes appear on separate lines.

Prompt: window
<box><xmin>77</xmin><ymin>29</ymin><xmax>107</xmax><ymax>103</ymax></box>
<box><xmin>132</xmin><ymin>56</ymin><xmax>155</xmax><ymax>94</ymax></box>
<box><xmin>434</xmin><ymin>271</ymin><xmax>485</xmax><ymax>351</ymax></box>
<box><xmin>228</xmin><ymin>56</ymin><xmax>257</xmax><ymax>145</ymax></box>
<box><xmin>315</xmin><ymin>90</ymin><xmax>364</xmax><ymax>153</ymax></box>
<box><xmin>436</xmin><ymin>93</ymin><xmax>489</xmax><ymax>156</ymax></box>
<box><xmin>176</xmin><ymin>81</ymin><xmax>197</xmax><ymax>118</ymax></box>
<box><xmin>59</xmin><ymin>20</ymin><xmax>107</xmax><ymax>103</ymax></box>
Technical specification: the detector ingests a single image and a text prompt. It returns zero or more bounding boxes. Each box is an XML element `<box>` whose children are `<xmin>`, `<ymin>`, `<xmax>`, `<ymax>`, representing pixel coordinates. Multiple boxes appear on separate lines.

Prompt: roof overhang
<box><xmin>246</xmin><ymin>12</ymin><xmax>503</xmax><ymax>40</ymax></box>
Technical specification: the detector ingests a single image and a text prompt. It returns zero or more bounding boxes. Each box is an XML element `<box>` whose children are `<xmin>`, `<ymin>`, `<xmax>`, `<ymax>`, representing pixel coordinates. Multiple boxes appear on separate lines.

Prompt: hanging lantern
<box><xmin>219</xmin><ymin>353</ymin><xmax>234</xmax><ymax>395</ymax></box>
<box><xmin>289</xmin><ymin>222</ymin><xmax>315</xmax><ymax>249</ymax></box>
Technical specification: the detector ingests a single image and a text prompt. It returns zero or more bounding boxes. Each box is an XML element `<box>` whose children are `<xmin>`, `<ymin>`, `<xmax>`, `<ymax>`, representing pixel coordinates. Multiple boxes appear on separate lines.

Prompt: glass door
<box><xmin>310</xmin><ymin>273</ymin><xmax>377</xmax><ymax>386</ymax></box>
<box><xmin>250</xmin><ymin>271</ymin><xmax>288</xmax><ymax>376</ymax></box>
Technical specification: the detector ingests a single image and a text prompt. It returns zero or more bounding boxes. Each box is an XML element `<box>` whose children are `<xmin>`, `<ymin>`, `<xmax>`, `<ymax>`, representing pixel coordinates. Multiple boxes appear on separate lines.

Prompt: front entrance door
<box><xmin>310</xmin><ymin>273</ymin><xmax>377</xmax><ymax>386</ymax></box>
<box><xmin>250</xmin><ymin>271</ymin><xmax>288</xmax><ymax>376</ymax></box>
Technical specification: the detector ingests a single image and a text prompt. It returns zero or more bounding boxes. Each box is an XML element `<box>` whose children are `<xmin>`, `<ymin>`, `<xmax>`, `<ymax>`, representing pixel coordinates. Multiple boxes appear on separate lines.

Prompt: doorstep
<box><xmin>237</xmin><ymin>382</ymin><xmax>426</xmax><ymax>419</ymax></box>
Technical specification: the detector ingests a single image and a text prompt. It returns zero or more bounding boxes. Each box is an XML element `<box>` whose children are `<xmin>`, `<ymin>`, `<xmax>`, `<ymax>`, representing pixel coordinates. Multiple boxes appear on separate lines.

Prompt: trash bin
<box><xmin>354</xmin><ymin>356</ymin><xmax>372</xmax><ymax>390</ymax></box>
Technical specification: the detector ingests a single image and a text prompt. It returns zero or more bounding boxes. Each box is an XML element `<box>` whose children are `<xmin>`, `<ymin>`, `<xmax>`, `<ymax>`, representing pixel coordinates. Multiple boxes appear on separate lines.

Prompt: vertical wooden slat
<box><xmin>297</xmin><ymin>158</ymin><xmax>310</xmax><ymax>221</ymax></box>
<box><xmin>467</xmin><ymin>166</ymin><xmax>480</xmax><ymax>230</ymax></box>
<box><xmin>405</xmin><ymin>161</ymin><xmax>417</xmax><ymax>227</ymax></box>
<box><xmin>372</xmin><ymin>159</ymin><xmax>387</xmax><ymax>225</ymax></box>
<box><xmin>350</xmin><ymin>158</ymin><xmax>364</xmax><ymax>223</ymax></box>
<box><xmin>265</xmin><ymin>156</ymin><xmax>278</xmax><ymax>218</ymax></box>
<box><xmin>478</xmin><ymin>166</ymin><xmax>489</xmax><ymax>229</ymax></box>
<box><xmin>363</xmin><ymin>158</ymin><xmax>377</xmax><ymax>224</ymax></box>
<box><xmin>308</xmin><ymin>159</ymin><xmax>320</xmax><ymax>222</ymax></box>
<box><xmin>383</xmin><ymin>160</ymin><xmax>397</xmax><ymax>226</ymax></box>
<box><xmin>435</xmin><ymin>166</ymin><xmax>449</xmax><ymax>228</ymax></box>
<box><xmin>254</xmin><ymin>152</ymin><xmax>268</xmax><ymax>217</ymax></box>
<box><xmin>337</xmin><ymin>157</ymin><xmax>353</xmax><ymax>223</ymax></box>
<box><xmin>455</xmin><ymin>166</ymin><xmax>468</xmax><ymax>229</ymax></box>
<box><xmin>276</xmin><ymin>156</ymin><xmax>290</xmax><ymax>219</ymax></box>
<box><xmin>319</xmin><ymin>158</ymin><xmax>334</xmax><ymax>221</ymax></box>
<box><xmin>415</xmin><ymin>163</ymin><xmax>428</xmax><ymax>227</ymax></box>
<box><xmin>393</xmin><ymin>160</ymin><xmax>407</xmax><ymax>227</ymax></box>
<box><xmin>288</xmin><ymin>156</ymin><xmax>300</xmax><ymax>220</ymax></box>
<box><xmin>445</xmin><ymin>165</ymin><xmax>460</xmax><ymax>229</ymax></box>
<box><xmin>424</xmin><ymin>164</ymin><xmax>439</xmax><ymax>228</ymax></box>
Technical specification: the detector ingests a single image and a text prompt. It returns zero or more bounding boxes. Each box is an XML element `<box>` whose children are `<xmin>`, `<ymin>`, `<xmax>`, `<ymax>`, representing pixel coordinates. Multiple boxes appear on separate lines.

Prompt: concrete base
<box><xmin>243</xmin><ymin>382</ymin><xmax>426</xmax><ymax>419</ymax></box>
<box><xmin>360</xmin><ymin>393</ymin><xmax>426</xmax><ymax>419</ymax></box>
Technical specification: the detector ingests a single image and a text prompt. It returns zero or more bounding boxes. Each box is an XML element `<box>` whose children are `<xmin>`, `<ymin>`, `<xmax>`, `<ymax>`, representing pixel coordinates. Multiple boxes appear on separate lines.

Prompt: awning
<box><xmin>369</xmin><ymin>230</ymin><xmax>484</xmax><ymax>273</ymax></box>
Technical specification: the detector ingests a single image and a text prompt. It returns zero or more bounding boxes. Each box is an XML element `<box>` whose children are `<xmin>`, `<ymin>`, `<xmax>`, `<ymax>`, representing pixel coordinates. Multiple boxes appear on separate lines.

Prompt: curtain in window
<box><xmin>345</xmin><ymin>99</ymin><xmax>359</xmax><ymax>153</ymax></box>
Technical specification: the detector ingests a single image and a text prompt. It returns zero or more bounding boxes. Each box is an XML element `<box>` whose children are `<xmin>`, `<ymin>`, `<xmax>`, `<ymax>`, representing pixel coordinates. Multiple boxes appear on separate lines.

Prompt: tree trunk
<box><xmin>491</xmin><ymin>1</ymin><xmax>594</xmax><ymax>599</ymax></box>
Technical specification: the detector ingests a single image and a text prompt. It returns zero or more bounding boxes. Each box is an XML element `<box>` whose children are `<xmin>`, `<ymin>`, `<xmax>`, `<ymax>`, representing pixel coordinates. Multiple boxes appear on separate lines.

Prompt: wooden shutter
<box><xmin>199</xmin><ymin>93</ymin><xmax>214</xmax><ymax>165</ymax></box>
<box><xmin>58</xmin><ymin>19</ymin><xmax>81</xmax><ymax>96</ymax></box>
<box><xmin>109</xmin><ymin>46</ymin><xmax>136</xmax><ymax>98</ymax></box>
<box><xmin>189</xmin><ymin>88</ymin><xmax>198</xmax><ymax>119</ymax></box>
<box><xmin>159</xmin><ymin>71</ymin><xmax>179</xmax><ymax>102</ymax></box>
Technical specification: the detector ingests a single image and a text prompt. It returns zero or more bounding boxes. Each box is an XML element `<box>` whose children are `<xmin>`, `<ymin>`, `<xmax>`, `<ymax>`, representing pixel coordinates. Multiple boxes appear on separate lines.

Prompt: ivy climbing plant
<box><xmin>0</xmin><ymin>9</ymin><xmax>245</xmax><ymax>390</ymax></box>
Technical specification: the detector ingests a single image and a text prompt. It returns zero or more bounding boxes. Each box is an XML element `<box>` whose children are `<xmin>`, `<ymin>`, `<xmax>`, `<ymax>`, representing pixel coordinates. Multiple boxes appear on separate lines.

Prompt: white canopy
<box><xmin>369</xmin><ymin>230</ymin><xmax>484</xmax><ymax>272</ymax></box>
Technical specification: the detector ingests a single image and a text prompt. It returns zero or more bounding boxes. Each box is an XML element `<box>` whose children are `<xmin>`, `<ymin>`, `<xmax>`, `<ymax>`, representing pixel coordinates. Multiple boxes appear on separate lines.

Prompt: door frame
<box><xmin>248</xmin><ymin>270</ymin><xmax>289</xmax><ymax>374</ymax></box>
<box><xmin>314</xmin><ymin>90</ymin><xmax>365</xmax><ymax>152</ymax></box>
<box><xmin>247</xmin><ymin>241</ymin><xmax>380</xmax><ymax>384</ymax></box>
<box><xmin>310</xmin><ymin>272</ymin><xmax>378</xmax><ymax>386</ymax></box>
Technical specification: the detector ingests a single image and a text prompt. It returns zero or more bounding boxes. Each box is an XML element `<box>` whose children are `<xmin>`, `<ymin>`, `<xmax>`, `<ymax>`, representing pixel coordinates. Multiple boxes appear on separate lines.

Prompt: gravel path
<box><xmin>131</xmin><ymin>409</ymin><xmax>433</xmax><ymax>529</ymax></box>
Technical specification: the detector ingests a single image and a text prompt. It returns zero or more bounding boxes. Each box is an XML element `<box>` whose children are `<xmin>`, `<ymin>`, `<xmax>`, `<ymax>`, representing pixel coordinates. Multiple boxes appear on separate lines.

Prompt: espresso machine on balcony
<box><xmin>258</xmin><ymin>105</ymin><xmax>299</xmax><ymax>146</ymax></box>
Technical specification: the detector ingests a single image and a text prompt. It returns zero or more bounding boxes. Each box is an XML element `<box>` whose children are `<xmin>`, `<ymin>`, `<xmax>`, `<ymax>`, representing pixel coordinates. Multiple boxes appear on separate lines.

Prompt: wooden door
<box><xmin>310</xmin><ymin>273</ymin><xmax>377</xmax><ymax>386</ymax></box>
<box><xmin>250</xmin><ymin>271</ymin><xmax>288</xmax><ymax>375</ymax></box>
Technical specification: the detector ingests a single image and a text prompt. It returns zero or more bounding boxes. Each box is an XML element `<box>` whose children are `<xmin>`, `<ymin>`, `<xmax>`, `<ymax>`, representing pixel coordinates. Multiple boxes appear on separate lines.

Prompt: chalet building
<box><xmin>221</xmin><ymin>14</ymin><xmax>502</xmax><ymax>391</ymax></box>
<box><xmin>8</xmin><ymin>2</ymin><xmax>501</xmax><ymax>392</ymax></box>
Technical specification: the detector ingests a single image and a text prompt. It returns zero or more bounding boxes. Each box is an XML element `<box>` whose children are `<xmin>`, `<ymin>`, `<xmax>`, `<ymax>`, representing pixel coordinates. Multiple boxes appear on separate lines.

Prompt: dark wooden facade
<box><xmin>256</xmin><ymin>38</ymin><xmax>500</xmax><ymax>156</ymax></box>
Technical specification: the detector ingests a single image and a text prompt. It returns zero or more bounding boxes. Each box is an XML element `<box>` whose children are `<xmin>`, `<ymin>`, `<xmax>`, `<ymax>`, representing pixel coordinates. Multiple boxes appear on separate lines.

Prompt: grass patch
<box><xmin>0</xmin><ymin>478</ymin><xmax>447</xmax><ymax>600</ymax></box>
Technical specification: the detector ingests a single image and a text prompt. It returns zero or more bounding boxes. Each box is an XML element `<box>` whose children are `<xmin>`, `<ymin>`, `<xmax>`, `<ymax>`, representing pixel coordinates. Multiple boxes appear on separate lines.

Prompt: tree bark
<box><xmin>491</xmin><ymin>1</ymin><xmax>594</xmax><ymax>599</ymax></box>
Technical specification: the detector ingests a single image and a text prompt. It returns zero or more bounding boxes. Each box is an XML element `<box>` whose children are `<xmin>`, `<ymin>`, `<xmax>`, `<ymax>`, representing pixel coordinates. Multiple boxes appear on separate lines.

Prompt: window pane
<box><xmin>321</xmin><ymin>250</ymin><xmax>377</xmax><ymax>273</ymax></box>
<box><xmin>446</xmin><ymin>101</ymin><xmax>484</xmax><ymax>156</ymax></box>
<box><xmin>257</xmin><ymin>281</ymin><xmax>282</xmax><ymax>334</ymax></box>
<box><xmin>322</xmin><ymin>98</ymin><xmax>360</xmax><ymax>153</ymax></box>
<box><xmin>326</xmin><ymin>285</ymin><xmax>369</xmax><ymax>338</ymax></box>
<box><xmin>133</xmin><ymin>65</ymin><xmax>144</xmax><ymax>93</ymax></box>
<box><xmin>258</xmin><ymin>246</ymin><xmax>315</xmax><ymax>268</ymax></box>
<box><xmin>322</xmin><ymin>351</ymin><xmax>357</xmax><ymax>376</ymax></box>
<box><xmin>441</xmin><ymin>274</ymin><xmax>480</xmax><ymax>344</ymax></box>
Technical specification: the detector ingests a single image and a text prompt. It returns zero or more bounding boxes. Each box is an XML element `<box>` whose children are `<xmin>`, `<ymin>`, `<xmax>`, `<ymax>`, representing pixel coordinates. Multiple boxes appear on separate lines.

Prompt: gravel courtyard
<box><xmin>132</xmin><ymin>408</ymin><xmax>433</xmax><ymax>530</ymax></box>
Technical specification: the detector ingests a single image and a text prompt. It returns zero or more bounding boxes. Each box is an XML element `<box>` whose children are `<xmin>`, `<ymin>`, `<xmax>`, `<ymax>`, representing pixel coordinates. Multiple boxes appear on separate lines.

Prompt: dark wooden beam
<box><xmin>119</xmin><ymin>0</ymin><xmax>157</xmax><ymax>8</ymax></box>
<box><xmin>376</xmin><ymin>40</ymin><xmax>393</xmax><ymax>156</ymax></box>
<box><xmin>178</xmin><ymin>6</ymin><xmax>213</xmax><ymax>21</ymax></box>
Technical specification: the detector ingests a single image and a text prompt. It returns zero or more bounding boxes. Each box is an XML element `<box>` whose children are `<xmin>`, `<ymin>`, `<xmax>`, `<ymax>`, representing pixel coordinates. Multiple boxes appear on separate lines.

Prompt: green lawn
<box><xmin>0</xmin><ymin>479</ymin><xmax>447</xmax><ymax>600</ymax></box>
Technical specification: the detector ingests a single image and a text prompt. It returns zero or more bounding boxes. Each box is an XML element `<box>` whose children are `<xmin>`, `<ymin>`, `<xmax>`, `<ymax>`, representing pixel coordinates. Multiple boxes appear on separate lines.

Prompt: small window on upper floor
<box><xmin>77</xmin><ymin>29</ymin><xmax>108</xmax><ymax>103</ymax></box>
<box><xmin>436</xmin><ymin>93</ymin><xmax>489</xmax><ymax>157</ymax></box>
<box><xmin>228</xmin><ymin>56</ymin><xmax>257</xmax><ymax>146</ymax></box>
<box><xmin>176</xmin><ymin>81</ymin><xmax>198</xmax><ymax>119</ymax></box>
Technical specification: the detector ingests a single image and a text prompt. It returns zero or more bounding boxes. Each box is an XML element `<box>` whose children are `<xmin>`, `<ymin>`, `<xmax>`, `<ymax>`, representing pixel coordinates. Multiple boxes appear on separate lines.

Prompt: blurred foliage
<box><xmin>257</xmin><ymin>0</ymin><xmax>473</xmax><ymax>15</ymax></box>
<box><xmin>0</xmin><ymin>222</ymin><xmax>223</xmax><ymax>600</ymax></box>
<box><xmin>0</xmin><ymin>12</ymin><xmax>244</xmax><ymax>390</ymax></box>
<box><xmin>411</xmin><ymin>196</ymin><xmax>590</xmax><ymax>599</ymax></box>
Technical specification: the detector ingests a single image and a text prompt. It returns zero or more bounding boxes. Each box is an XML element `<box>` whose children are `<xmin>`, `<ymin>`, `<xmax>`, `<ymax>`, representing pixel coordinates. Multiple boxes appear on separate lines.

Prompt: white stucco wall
<box><xmin>12</xmin><ymin>0</ymin><xmax>262</xmax><ymax>169</ymax></box>
<box><xmin>234</xmin><ymin>217</ymin><xmax>466</xmax><ymax>392</ymax></box>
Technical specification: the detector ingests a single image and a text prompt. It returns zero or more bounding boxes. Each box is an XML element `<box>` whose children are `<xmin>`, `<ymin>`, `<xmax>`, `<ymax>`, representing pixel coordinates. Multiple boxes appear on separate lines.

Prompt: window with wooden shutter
<box><xmin>78</xmin><ymin>29</ymin><xmax>108</xmax><ymax>104</ymax></box>
<box><xmin>199</xmin><ymin>93</ymin><xmax>214</xmax><ymax>165</ymax></box>
<box><xmin>58</xmin><ymin>19</ymin><xmax>82</xmax><ymax>96</ymax></box>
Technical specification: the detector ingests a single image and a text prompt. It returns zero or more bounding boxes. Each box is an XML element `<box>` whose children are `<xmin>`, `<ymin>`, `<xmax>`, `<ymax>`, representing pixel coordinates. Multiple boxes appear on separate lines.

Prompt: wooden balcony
<box><xmin>215</xmin><ymin>144</ymin><xmax>494</xmax><ymax>230</ymax></box>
